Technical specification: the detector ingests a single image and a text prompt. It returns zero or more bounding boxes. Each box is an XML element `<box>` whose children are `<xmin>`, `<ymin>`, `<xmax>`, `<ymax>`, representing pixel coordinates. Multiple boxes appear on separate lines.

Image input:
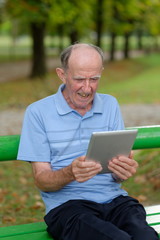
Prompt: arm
<box><xmin>108</xmin><ymin>151</ymin><xmax>138</xmax><ymax>182</ymax></box>
<box><xmin>32</xmin><ymin>156</ymin><xmax>102</xmax><ymax>192</ymax></box>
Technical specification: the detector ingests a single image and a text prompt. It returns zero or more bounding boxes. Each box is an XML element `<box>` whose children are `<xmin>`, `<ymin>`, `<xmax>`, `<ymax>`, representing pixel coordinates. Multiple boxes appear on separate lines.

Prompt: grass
<box><xmin>0</xmin><ymin>75</ymin><xmax>61</xmax><ymax>110</ymax></box>
<box><xmin>0</xmin><ymin>53</ymin><xmax>160</xmax><ymax>226</ymax></box>
<box><xmin>99</xmin><ymin>54</ymin><xmax>160</xmax><ymax>104</ymax></box>
<box><xmin>123</xmin><ymin>149</ymin><xmax>160</xmax><ymax>205</ymax></box>
<box><xmin>0</xmin><ymin>161</ymin><xmax>45</xmax><ymax>226</ymax></box>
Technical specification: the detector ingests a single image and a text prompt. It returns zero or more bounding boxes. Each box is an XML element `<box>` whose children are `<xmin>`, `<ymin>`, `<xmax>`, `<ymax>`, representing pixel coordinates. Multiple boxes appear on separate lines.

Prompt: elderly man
<box><xmin>17</xmin><ymin>43</ymin><xmax>159</xmax><ymax>240</ymax></box>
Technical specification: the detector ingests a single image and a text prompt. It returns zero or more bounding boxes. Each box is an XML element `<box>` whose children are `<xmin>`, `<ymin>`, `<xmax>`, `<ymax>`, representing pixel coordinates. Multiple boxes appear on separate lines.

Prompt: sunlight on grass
<box><xmin>100</xmin><ymin>67</ymin><xmax>160</xmax><ymax>104</ymax></box>
<box><xmin>98</xmin><ymin>54</ymin><xmax>160</xmax><ymax>104</ymax></box>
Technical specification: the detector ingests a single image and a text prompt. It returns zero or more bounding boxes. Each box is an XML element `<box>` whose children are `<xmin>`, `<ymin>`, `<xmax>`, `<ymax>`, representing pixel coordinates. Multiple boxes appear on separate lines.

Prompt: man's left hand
<box><xmin>108</xmin><ymin>151</ymin><xmax>138</xmax><ymax>181</ymax></box>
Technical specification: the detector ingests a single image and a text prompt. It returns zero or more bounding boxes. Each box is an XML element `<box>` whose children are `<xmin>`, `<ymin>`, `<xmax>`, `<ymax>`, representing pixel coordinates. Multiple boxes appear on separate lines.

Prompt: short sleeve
<box><xmin>17</xmin><ymin>105</ymin><xmax>51</xmax><ymax>162</ymax></box>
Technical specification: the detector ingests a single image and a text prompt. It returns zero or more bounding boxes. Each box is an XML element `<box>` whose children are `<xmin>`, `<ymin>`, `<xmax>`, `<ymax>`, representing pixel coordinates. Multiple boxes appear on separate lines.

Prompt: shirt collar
<box><xmin>54</xmin><ymin>84</ymin><xmax>73</xmax><ymax>115</ymax></box>
<box><xmin>54</xmin><ymin>84</ymin><xmax>103</xmax><ymax>115</ymax></box>
<box><xmin>92</xmin><ymin>93</ymin><xmax>103</xmax><ymax>114</ymax></box>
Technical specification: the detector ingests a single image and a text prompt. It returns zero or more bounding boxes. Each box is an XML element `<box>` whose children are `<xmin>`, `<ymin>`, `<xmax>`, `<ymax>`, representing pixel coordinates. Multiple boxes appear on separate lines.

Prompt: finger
<box><xmin>114</xmin><ymin>156</ymin><xmax>138</xmax><ymax>168</ymax></box>
<box><xmin>77</xmin><ymin>159</ymin><xmax>101</xmax><ymax>169</ymax></box>
<box><xmin>108</xmin><ymin>159</ymin><xmax>137</xmax><ymax>179</ymax></box>
<box><xmin>108</xmin><ymin>163</ymin><xmax>131</xmax><ymax>178</ymax></box>
<box><xmin>129</xmin><ymin>150</ymin><xmax>134</xmax><ymax>159</ymax></box>
<box><xmin>110</xmin><ymin>158</ymin><xmax>131</xmax><ymax>170</ymax></box>
<box><xmin>75</xmin><ymin>167</ymin><xmax>102</xmax><ymax>182</ymax></box>
<box><xmin>111</xmin><ymin>159</ymin><xmax>137</xmax><ymax>175</ymax></box>
<box><xmin>108</xmin><ymin>166</ymin><xmax>128</xmax><ymax>181</ymax></box>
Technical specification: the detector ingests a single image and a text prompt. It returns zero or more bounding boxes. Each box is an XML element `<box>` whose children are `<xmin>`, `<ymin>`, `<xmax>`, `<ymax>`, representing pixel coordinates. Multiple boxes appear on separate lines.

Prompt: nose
<box><xmin>82</xmin><ymin>79</ymin><xmax>91</xmax><ymax>92</ymax></box>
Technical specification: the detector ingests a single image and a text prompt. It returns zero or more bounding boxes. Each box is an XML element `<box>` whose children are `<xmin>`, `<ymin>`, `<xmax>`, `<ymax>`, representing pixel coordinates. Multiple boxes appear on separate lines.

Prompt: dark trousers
<box><xmin>44</xmin><ymin>195</ymin><xmax>159</xmax><ymax>240</ymax></box>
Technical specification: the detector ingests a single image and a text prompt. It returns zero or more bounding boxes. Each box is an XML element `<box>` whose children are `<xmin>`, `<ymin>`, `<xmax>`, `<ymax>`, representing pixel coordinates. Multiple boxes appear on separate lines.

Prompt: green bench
<box><xmin>0</xmin><ymin>125</ymin><xmax>160</xmax><ymax>239</ymax></box>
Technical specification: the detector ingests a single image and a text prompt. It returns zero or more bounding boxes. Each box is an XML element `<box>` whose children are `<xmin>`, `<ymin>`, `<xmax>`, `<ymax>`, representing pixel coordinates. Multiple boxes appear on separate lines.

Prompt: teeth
<box><xmin>79</xmin><ymin>93</ymin><xmax>89</xmax><ymax>97</ymax></box>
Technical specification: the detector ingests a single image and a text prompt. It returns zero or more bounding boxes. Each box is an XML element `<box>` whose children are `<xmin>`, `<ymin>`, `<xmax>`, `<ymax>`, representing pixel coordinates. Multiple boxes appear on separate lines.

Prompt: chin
<box><xmin>77</xmin><ymin>102</ymin><xmax>91</xmax><ymax>110</ymax></box>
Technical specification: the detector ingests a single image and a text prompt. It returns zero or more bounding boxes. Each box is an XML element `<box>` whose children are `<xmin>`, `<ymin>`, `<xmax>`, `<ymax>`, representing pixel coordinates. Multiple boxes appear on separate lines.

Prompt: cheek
<box><xmin>69</xmin><ymin>83</ymin><xmax>81</xmax><ymax>93</ymax></box>
<box><xmin>66</xmin><ymin>83</ymin><xmax>78</xmax><ymax>97</ymax></box>
<box><xmin>92</xmin><ymin>82</ymin><xmax>99</xmax><ymax>92</ymax></box>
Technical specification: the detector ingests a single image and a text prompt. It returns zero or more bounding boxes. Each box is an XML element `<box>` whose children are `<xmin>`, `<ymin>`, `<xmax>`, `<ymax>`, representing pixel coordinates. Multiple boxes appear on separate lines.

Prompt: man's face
<box><xmin>58</xmin><ymin>47</ymin><xmax>103</xmax><ymax>115</ymax></box>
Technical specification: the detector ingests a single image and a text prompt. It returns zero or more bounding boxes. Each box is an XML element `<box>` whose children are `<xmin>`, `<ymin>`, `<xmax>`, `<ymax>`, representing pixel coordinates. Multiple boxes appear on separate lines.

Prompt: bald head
<box><xmin>60</xmin><ymin>43</ymin><xmax>104</xmax><ymax>70</ymax></box>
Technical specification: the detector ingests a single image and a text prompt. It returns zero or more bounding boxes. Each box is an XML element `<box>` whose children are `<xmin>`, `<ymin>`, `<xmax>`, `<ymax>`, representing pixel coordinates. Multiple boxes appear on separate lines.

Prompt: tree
<box><xmin>49</xmin><ymin>0</ymin><xmax>94</xmax><ymax>45</ymax></box>
<box><xmin>109</xmin><ymin>0</ymin><xmax>142</xmax><ymax>59</ymax></box>
<box><xmin>5</xmin><ymin>0</ymin><xmax>53</xmax><ymax>78</ymax></box>
<box><xmin>93</xmin><ymin>0</ymin><xmax>105</xmax><ymax>47</ymax></box>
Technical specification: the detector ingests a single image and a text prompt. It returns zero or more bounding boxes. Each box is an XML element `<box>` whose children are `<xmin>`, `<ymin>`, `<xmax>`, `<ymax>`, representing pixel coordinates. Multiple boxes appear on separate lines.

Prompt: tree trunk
<box><xmin>109</xmin><ymin>32</ymin><xmax>116</xmax><ymax>61</ymax></box>
<box><xmin>58</xmin><ymin>25</ymin><xmax>64</xmax><ymax>53</ymax></box>
<box><xmin>96</xmin><ymin>0</ymin><xmax>104</xmax><ymax>47</ymax></box>
<box><xmin>153</xmin><ymin>36</ymin><xmax>159</xmax><ymax>51</ymax></box>
<box><xmin>30</xmin><ymin>22</ymin><xmax>47</xmax><ymax>78</ymax></box>
<box><xmin>69</xmin><ymin>29</ymin><xmax>79</xmax><ymax>44</ymax></box>
<box><xmin>123</xmin><ymin>32</ymin><xmax>131</xmax><ymax>59</ymax></box>
<box><xmin>137</xmin><ymin>30</ymin><xmax>143</xmax><ymax>50</ymax></box>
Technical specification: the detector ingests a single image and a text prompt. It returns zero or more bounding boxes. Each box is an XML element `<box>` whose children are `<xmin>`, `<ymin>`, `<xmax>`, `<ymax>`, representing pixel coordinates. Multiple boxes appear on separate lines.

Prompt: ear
<box><xmin>56</xmin><ymin>68</ymin><xmax>66</xmax><ymax>84</ymax></box>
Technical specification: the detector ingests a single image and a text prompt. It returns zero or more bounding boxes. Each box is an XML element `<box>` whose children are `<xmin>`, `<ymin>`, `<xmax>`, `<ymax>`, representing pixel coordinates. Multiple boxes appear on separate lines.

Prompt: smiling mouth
<box><xmin>78</xmin><ymin>93</ymin><xmax>90</xmax><ymax>98</ymax></box>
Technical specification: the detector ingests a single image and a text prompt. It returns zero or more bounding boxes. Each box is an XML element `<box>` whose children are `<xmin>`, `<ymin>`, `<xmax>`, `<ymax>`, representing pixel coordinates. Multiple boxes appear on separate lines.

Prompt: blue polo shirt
<box><xmin>17</xmin><ymin>84</ymin><xmax>128</xmax><ymax>213</ymax></box>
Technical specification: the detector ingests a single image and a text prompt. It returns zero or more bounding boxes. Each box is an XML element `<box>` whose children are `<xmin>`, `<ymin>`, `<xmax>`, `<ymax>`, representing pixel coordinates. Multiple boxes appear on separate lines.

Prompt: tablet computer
<box><xmin>86</xmin><ymin>129</ymin><xmax>138</xmax><ymax>174</ymax></box>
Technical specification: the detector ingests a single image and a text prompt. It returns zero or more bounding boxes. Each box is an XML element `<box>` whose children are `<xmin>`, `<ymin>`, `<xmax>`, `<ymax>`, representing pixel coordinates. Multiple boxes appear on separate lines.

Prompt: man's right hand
<box><xmin>31</xmin><ymin>157</ymin><xmax>102</xmax><ymax>192</ymax></box>
<box><xmin>71</xmin><ymin>156</ymin><xmax>102</xmax><ymax>182</ymax></box>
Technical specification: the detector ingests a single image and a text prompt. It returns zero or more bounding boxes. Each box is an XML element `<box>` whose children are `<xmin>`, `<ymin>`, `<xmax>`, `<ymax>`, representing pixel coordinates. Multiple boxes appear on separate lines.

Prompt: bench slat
<box><xmin>0</xmin><ymin>220</ymin><xmax>159</xmax><ymax>239</ymax></box>
<box><xmin>145</xmin><ymin>205</ymin><xmax>160</xmax><ymax>215</ymax></box>
<box><xmin>0</xmin><ymin>222</ymin><xmax>48</xmax><ymax>238</ymax></box>
<box><xmin>0</xmin><ymin>231</ymin><xmax>52</xmax><ymax>240</ymax></box>
<box><xmin>147</xmin><ymin>215</ymin><xmax>160</xmax><ymax>224</ymax></box>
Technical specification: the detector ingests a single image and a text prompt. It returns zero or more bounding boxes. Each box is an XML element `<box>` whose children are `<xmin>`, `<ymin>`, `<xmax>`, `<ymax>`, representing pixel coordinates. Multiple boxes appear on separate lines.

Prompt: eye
<box><xmin>74</xmin><ymin>78</ymin><xmax>85</xmax><ymax>83</ymax></box>
<box><xmin>90</xmin><ymin>77</ymin><xmax>99</xmax><ymax>82</ymax></box>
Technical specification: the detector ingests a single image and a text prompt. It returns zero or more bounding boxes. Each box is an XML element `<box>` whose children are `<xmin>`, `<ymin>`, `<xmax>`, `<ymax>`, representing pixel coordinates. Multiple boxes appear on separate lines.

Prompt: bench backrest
<box><xmin>0</xmin><ymin>125</ymin><xmax>160</xmax><ymax>161</ymax></box>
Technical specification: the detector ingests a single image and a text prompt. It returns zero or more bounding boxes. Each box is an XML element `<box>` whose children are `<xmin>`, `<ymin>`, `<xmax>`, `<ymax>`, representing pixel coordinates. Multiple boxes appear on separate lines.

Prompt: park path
<box><xmin>0</xmin><ymin>58</ymin><xmax>61</xmax><ymax>82</ymax></box>
<box><xmin>0</xmin><ymin>104</ymin><xmax>159</xmax><ymax>135</ymax></box>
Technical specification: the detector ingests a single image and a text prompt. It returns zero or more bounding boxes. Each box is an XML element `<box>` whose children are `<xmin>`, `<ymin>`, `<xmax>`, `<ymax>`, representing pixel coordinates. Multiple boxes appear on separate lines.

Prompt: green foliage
<box><xmin>2</xmin><ymin>0</ymin><xmax>160</xmax><ymax>41</ymax></box>
<box><xmin>5</xmin><ymin>0</ymin><xmax>52</xmax><ymax>22</ymax></box>
<box><xmin>0</xmin><ymin>20</ymin><xmax>11</xmax><ymax>34</ymax></box>
<box><xmin>48</xmin><ymin>0</ymin><xmax>94</xmax><ymax>38</ymax></box>
<box><xmin>4</xmin><ymin>0</ymin><xmax>94</xmax><ymax>39</ymax></box>
<box><xmin>102</xmin><ymin>0</ymin><xmax>149</xmax><ymax>34</ymax></box>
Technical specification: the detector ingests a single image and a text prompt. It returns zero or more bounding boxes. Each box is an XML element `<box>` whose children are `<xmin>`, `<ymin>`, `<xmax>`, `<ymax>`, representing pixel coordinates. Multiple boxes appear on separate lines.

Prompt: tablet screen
<box><xmin>86</xmin><ymin>129</ymin><xmax>138</xmax><ymax>174</ymax></box>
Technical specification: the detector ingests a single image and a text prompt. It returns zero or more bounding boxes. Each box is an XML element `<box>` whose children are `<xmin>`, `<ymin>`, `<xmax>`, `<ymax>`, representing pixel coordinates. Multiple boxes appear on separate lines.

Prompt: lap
<box><xmin>44</xmin><ymin>196</ymin><xmax>159</xmax><ymax>240</ymax></box>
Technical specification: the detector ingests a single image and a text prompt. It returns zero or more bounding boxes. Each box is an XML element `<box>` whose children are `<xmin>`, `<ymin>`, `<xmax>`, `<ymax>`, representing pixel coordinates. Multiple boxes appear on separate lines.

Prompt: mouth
<box><xmin>78</xmin><ymin>92</ymin><xmax>90</xmax><ymax>98</ymax></box>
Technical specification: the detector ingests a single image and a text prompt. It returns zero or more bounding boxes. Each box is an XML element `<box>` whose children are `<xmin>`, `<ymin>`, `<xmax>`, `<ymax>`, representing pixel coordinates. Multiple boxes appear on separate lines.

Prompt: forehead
<box><xmin>68</xmin><ymin>47</ymin><xmax>103</xmax><ymax>71</ymax></box>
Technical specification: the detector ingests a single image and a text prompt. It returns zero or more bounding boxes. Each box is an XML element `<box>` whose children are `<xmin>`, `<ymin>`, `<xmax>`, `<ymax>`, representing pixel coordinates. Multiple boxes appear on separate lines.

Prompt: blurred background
<box><xmin>0</xmin><ymin>0</ymin><xmax>160</xmax><ymax>226</ymax></box>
